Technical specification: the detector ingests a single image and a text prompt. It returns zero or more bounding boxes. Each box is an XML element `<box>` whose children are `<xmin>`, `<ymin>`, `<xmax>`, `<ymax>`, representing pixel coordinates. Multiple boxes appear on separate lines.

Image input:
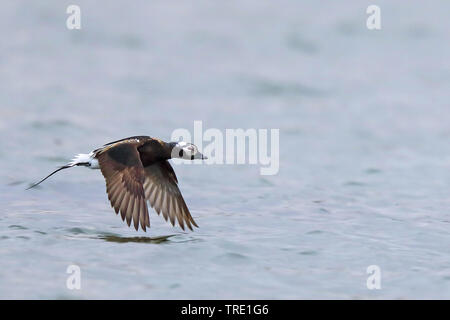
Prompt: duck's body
<box><xmin>29</xmin><ymin>136</ymin><xmax>207</xmax><ymax>232</ymax></box>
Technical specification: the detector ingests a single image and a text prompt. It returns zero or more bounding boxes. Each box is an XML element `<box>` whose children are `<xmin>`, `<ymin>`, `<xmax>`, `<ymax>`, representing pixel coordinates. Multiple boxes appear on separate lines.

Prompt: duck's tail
<box><xmin>26</xmin><ymin>153</ymin><xmax>92</xmax><ymax>190</ymax></box>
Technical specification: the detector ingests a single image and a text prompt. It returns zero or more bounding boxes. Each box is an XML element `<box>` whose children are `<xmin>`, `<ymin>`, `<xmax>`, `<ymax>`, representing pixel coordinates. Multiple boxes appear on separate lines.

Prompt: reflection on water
<box><xmin>64</xmin><ymin>227</ymin><xmax>176</xmax><ymax>243</ymax></box>
<box><xmin>0</xmin><ymin>0</ymin><xmax>450</xmax><ymax>299</ymax></box>
<box><xmin>98</xmin><ymin>234</ymin><xmax>175</xmax><ymax>244</ymax></box>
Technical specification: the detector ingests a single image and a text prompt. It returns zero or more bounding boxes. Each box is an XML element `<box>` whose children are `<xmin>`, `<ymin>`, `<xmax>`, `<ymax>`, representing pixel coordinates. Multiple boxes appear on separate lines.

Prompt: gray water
<box><xmin>1</xmin><ymin>0</ymin><xmax>450</xmax><ymax>299</ymax></box>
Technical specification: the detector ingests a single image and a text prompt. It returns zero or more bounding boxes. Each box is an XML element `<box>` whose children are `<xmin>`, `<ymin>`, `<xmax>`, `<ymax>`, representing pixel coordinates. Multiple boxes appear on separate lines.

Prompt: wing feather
<box><xmin>143</xmin><ymin>161</ymin><xmax>198</xmax><ymax>231</ymax></box>
<box><xmin>97</xmin><ymin>142</ymin><xmax>149</xmax><ymax>231</ymax></box>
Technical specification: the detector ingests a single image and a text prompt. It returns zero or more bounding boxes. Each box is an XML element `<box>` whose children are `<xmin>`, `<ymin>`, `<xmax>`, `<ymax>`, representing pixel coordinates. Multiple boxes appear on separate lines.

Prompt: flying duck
<box><xmin>28</xmin><ymin>136</ymin><xmax>207</xmax><ymax>232</ymax></box>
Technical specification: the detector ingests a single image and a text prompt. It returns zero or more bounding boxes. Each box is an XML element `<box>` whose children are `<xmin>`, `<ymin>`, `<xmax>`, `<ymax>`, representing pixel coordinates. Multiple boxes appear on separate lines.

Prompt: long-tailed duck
<box><xmin>28</xmin><ymin>136</ymin><xmax>207</xmax><ymax>232</ymax></box>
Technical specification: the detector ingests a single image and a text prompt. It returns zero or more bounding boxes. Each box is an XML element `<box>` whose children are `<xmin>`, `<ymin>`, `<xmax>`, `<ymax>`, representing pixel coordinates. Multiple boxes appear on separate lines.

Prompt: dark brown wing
<box><xmin>143</xmin><ymin>161</ymin><xmax>198</xmax><ymax>231</ymax></box>
<box><xmin>97</xmin><ymin>142</ymin><xmax>150</xmax><ymax>231</ymax></box>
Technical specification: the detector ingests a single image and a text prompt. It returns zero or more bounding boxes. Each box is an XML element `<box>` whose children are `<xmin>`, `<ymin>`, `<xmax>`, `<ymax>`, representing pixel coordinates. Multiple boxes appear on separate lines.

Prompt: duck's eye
<box><xmin>179</xmin><ymin>150</ymin><xmax>184</xmax><ymax>157</ymax></box>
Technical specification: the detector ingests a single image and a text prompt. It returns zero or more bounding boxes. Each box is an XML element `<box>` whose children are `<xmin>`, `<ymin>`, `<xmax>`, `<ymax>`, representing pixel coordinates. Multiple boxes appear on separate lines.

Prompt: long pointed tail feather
<box><xmin>27</xmin><ymin>153</ymin><xmax>93</xmax><ymax>190</ymax></box>
<box><xmin>26</xmin><ymin>165</ymin><xmax>74</xmax><ymax>190</ymax></box>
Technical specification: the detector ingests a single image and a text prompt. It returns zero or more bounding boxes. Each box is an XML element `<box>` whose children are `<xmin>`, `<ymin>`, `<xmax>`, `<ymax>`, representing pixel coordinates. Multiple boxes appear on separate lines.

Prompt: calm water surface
<box><xmin>1</xmin><ymin>1</ymin><xmax>450</xmax><ymax>299</ymax></box>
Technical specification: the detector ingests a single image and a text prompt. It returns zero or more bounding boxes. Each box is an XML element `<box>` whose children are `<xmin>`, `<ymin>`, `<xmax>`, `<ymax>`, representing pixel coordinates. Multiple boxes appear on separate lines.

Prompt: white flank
<box><xmin>89</xmin><ymin>158</ymin><xmax>100</xmax><ymax>169</ymax></box>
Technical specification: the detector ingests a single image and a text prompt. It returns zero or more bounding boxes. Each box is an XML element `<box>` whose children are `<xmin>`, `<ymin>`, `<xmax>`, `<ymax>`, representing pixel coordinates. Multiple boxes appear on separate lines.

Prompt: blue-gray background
<box><xmin>0</xmin><ymin>1</ymin><xmax>449</xmax><ymax>299</ymax></box>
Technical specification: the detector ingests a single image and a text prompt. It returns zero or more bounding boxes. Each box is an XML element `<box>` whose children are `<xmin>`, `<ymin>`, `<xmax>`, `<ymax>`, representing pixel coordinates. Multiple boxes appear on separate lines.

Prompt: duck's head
<box><xmin>170</xmin><ymin>141</ymin><xmax>207</xmax><ymax>160</ymax></box>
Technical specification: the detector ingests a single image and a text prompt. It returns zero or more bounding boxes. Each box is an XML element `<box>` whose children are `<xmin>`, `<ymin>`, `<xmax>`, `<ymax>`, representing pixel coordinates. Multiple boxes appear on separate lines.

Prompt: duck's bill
<box><xmin>193</xmin><ymin>153</ymin><xmax>208</xmax><ymax>160</ymax></box>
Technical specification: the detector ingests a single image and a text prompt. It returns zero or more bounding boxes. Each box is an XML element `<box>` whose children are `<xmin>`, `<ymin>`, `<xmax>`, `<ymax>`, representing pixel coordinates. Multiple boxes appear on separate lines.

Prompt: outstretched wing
<box><xmin>143</xmin><ymin>161</ymin><xmax>198</xmax><ymax>231</ymax></box>
<box><xmin>97</xmin><ymin>143</ymin><xmax>150</xmax><ymax>231</ymax></box>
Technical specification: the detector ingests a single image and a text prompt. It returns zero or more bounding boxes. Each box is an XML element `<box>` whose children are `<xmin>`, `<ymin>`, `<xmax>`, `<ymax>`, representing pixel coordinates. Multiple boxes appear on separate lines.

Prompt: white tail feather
<box><xmin>68</xmin><ymin>152</ymin><xmax>99</xmax><ymax>169</ymax></box>
<box><xmin>69</xmin><ymin>153</ymin><xmax>91</xmax><ymax>166</ymax></box>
